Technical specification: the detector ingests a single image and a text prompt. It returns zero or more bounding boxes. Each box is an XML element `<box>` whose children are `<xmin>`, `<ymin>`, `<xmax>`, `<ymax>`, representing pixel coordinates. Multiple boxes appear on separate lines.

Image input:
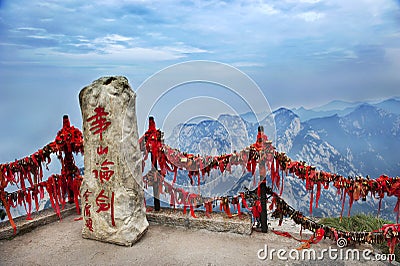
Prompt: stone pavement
<box><xmin>0</xmin><ymin>212</ymin><xmax>394</xmax><ymax>266</ymax></box>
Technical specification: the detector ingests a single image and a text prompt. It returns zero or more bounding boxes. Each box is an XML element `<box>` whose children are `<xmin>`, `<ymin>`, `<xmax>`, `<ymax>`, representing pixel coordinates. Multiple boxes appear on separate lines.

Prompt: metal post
<box><xmin>256</xmin><ymin>125</ymin><xmax>268</xmax><ymax>233</ymax></box>
<box><xmin>260</xmin><ymin>177</ymin><xmax>268</xmax><ymax>233</ymax></box>
<box><xmin>153</xmin><ymin>161</ymin><xmax>160</xmax><ymax>212</ymax></box>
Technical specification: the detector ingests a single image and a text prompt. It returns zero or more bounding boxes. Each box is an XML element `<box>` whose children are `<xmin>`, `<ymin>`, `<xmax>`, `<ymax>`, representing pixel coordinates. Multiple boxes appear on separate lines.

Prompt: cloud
<box><xmin>258</xmin><ymin>3</ymin><xmax>280</xmax><ymax>15</ymax></box>
<box><xmin>1</xmin><ymin>0</ymin><xmax>400</xmax><ymax>164</ymax></box>
<box><xmin>296</xmin><ymin>11</ymin><xmax>325</xmax><ymax>22</ymax></box>
<box><xmin>231</xmin><ymin>62</ymin><xmax>265</xmax><ymax>68</ymax></box>
<box><xmin>3</xmin><ymin>38</ymin><xmax>209</xmax><ymax>67</ymax></box>
<box><xmin>384</xmin><ymin>48</ymin><xmax>400</xmax><ymax>69</ymax></box>
<box><xmin>91</xmin><ymin>34</ymin><xmax>136</xmax><ymax>52</ymax></box>
<box><xmin>15</xmin><ymin>27</ymin><xmax>47</xmax><ymax>32</ymax></box>
<box><xmin>299</xmin><ymin>0</ymin><xmax>321</xmax><ymax>3</ymax></box>
<box><xmin>0</xmin><ymin>0</ymin><xmax>399</xmax><ymax>110</ymax></box>
<box><xmin>312</xmin><ymin>47</ymin><xmax>358</xmax><ymax>61</ymax></box>
<box><xmin>2</xmin><ymin>25</ymin><xmax>209</xmax><ymax>63</ymax></box>
<box><xmin>163</xmin><ymin>42</ymin><xmax>209</xmax><ymax>54</ymax></box>
<box><xmin>285</xmin><ymin>0</ymin><xmax>321</xmax><ymax>3</ymax></box>
<box><xmin>0</xmin><ymin>0</ymin><xmax>400</xmax><ymax>163</ymax></box>
<box><xmin>103</xmin><ymin>34</ymin><xmax>134</xmax><ymax>43</ymax></box>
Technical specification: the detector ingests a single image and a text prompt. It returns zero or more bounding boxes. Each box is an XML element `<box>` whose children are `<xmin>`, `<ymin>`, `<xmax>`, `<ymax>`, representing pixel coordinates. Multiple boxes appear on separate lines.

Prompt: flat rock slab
<box><xmin>146</xmin><ymin>208</ymin><xmax>253</xmax><ymax>235</ymax></box>
<box><xmin>0</xmin><ymin>203</ymin><xmax>77</xmax><ymax>240</ymax></box>
<box><xmin>0</xmin><ymin>207</ymin><xmax>251</xmax><ymax>240</ymax></box>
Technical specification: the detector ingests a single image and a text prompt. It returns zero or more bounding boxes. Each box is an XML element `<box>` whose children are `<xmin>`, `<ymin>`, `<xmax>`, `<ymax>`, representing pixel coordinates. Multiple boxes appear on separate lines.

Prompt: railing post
<box><xmin>256</xmin><ymin>125</ymin><xmax>268</xmax><ymax>233</ymax></box>
<box><xmin>152</xmin><ymin>161</ymin><xmax>161</xmax><ymax>212</ymax></box>
<box><xmin>260</xmin><ymin>176</ymin><xmax>268</xmax><ymax>233</ymax></box>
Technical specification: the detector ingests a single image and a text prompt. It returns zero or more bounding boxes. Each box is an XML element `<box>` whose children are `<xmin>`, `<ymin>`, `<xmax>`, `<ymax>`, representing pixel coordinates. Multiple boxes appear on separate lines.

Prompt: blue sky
<box><xmin>1</xmin><ymin>0</ymin><xmax>400</xmax><ymax>161</ymax></box>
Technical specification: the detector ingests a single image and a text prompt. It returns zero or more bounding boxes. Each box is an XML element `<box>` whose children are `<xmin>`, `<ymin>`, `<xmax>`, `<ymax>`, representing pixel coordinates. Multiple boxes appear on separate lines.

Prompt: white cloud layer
<box><xmin>0</xmin><ymin>0</ymin><xmax>399</xmax><ymax>162</ymax></box>
<box><xmin>0</xmin><ymin>0</ymin><xmax>399</xmax><ymax>107</ymax></box>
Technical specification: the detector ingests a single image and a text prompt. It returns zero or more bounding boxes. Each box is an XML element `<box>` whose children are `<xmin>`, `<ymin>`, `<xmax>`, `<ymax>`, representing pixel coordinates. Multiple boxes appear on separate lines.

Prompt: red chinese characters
<box><xmin>85</xmin><ymin>218</ymin><xmax>94</xmax><ymax>232</ymax></box>
<box><xmin>86</xmin><ymin>106</ymin><xmax>116</xmax><ymax>228</ymax></box>
<box><xmin>95</xmin><ymin>189</ymin><xmax>115</xmax><ymax>226</ymax></box>
<box><xmin>82</xmin><ymin>189</ymin><xmax>93</xmax><ymax>232</ymax></box>
<box><xmin>96</xmin><ymin>145</ymin><xmax>109</xmax><ymax>155</ymax></box>
<box><xmin>84</xmin><ymin>203</ymin><xmax>92</xmax><ymax>217</ymax></box>
<box><xmin>92</xmin><ymin>159</ymin><xmax>115</xmax><ymax>183</ymax></box>
<box><xmin>87</xmin><ymin>107</ymin><xmax>111</xmax><ymax>141</ymax></box>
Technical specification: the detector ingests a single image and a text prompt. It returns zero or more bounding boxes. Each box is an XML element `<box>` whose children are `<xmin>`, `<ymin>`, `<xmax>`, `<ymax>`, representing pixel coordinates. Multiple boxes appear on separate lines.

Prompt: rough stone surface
<box><xmin>1</xmin><ymin>214</ymin><xmax>388</xmax><ymax>266</ymax></box>
<box><xmin>147</xmin><ymin>208</ymin><xmax>252</xmax><ymax>235</ymax></box>
<box><xmin>79</xmin><ymin>76</ymin><xmax>148</xmax><ymax>246</ymax></box>
<box><xmin>0</xmin><ymin>203</ymin><xmax>77</xmax><ymax>240</ymax></box>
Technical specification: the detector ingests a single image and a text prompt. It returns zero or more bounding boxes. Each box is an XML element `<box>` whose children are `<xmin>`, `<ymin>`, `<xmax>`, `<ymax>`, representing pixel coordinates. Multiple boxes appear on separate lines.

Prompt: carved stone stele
<box><xmin>79</xmin><ymin>76</ymin><xmax>148</xmax><ymax>246</ymax></box>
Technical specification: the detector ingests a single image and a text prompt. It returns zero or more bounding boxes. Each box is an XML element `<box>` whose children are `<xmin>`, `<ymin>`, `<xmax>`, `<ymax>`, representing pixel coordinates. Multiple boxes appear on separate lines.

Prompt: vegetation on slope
<box><xmin>320</xmin><ymin>214</ymin><xmax>399</xmax><ymax>262</ymax></box>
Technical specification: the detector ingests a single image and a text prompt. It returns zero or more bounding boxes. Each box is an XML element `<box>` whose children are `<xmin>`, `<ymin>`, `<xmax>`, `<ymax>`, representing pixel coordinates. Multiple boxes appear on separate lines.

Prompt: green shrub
<box><xmin>319</xmin><ymin>214</ymin><xmax>399</xmax><ymax>262</ymax></box>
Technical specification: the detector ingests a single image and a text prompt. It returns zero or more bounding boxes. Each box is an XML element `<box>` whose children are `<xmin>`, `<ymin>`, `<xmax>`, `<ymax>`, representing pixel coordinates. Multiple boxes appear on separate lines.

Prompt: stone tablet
<box><xmin>79</xmin><ymin>76</ymin><xmax>148</xmax><ymax>246</ymax></box>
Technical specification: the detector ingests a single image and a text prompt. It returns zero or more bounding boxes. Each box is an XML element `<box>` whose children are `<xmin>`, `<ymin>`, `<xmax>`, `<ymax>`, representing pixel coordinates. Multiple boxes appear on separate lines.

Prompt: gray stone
<box><xmin>146</xmin><ymin>208</ymin><xmax>253</xmax><ymax>235</ymax></box>
<box><xmin>79</xmin><ymin>76</ymin><xmax>148</xmax><ymax>246</ymax></box>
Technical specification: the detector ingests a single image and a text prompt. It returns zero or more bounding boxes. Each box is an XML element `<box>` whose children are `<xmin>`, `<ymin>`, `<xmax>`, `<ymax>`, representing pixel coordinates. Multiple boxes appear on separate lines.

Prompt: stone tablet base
<box><xmin>0</xmin><ymin>206</ymin><xmax>252</xmax><ymax>240</ymax></box>
<box><xmin>146</xmin><ymin>208</ymin><xmax>252</xmax><ymax>235</ymax></box>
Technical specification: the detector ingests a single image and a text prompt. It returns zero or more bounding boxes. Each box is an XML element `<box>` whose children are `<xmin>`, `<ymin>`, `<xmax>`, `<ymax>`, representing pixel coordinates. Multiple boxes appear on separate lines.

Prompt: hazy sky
<box><xmin>1</xmin><ymin>0</ymin><xmax>400</xmax><ymax>161</ymax></box>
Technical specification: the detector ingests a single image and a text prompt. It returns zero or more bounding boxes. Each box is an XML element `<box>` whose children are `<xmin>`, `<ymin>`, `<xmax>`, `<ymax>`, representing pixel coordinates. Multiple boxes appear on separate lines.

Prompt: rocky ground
<box><xmin>0</xmin><ymin>211</ymin><xmax>395</xmax><ymax>266</ymax></box>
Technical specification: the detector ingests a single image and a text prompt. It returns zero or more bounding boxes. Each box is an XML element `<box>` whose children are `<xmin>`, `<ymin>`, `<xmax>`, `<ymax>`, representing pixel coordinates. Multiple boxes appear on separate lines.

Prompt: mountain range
<box><xmin>164</xmin><ymin>97</ymin><xmax>400</xmax><ymax>220</ymax></box>
<box><xmin>4</xmin><ymin>97</ymin><xmax>400</xmax><ymax>222</ymax></box>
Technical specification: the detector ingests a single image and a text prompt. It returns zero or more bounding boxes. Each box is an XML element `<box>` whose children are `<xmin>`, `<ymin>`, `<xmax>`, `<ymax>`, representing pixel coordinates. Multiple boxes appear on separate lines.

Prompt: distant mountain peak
<box><xmin>356</xmin><ymin>102</ymin><xmax>374</xmax><ymax>109</ymax></box>
<box><xmin>313</xmin><ymin>99</ymin><xmax>361</xmax><ymax>112</ymax></box>
<box><xmin>291</xmin><ymin>97</ymin><xmax>400</xmax><ymax>122</ymax></box>
<box><xmin>273</xmin><ymin>107</ymin><xmax>299</xmax><ymax>117</ymax></box>
<box><xmin>375</xmin><ymin>98</ymin><xmax>400</xmax><ymax>115</ymax></box>
<box><xmin>239</xmin><ymin>110</ymin><xmax>272</xmax><ymax>123</ymax></box>
<box><xmin>382</xmin><ymin>98</ymin><xmax>400</xmax><ymax>104</ymax></box>
<box><xmin>349</xmin><ymin>102</ymin><xmax>383</xmax><ymax>117</ymax></box>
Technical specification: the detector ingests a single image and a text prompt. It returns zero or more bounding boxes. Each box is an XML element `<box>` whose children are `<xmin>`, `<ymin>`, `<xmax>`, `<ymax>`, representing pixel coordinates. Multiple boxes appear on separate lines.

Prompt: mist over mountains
<box><xmin>165</xmin><ymin>97</ymin><xmax>400</xmax><ymax>220</ymax></box>
<box><xmin>4</xmin><ymin>97</ymin><xmax>400</xmax><ymax>221</ymax></box>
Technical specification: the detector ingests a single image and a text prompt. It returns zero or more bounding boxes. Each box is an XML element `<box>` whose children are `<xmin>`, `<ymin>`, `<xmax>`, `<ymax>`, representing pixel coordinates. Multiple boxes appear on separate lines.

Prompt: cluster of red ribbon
<box><xmin>2</xmin><ymin>174</ymin><xmax>81</xmax><ymax>220</ymax></box>
<box><xmin>273</xmin><ymin>151</ymin><xmax>400</xmax><ymax>221</ymax></box>
<box><xmin>140</xmin><ymin>117</ymin><xmax>400</xmax><ymax>255</ymax></box>
<box><xmin>140</xmin><ymin>118</ymin><xmax>275</xmax><ymax>187</ymax></box>
<box><xmin>143</xmin><ymin>169</ymin><xmax>255</xmax><ymax>219</ymax></box>
<box><xmin>268</xmin><ymin>186</ymin><xmax>400</xmax><ymax>255</ymax></box>
<box><xmin>143</xmin><ymin>166</ymin><xmax>400</xmax><ymax>256</ymax></box>
<box><xmin>141</xmin><ymin>117</ymin><xmax>400</xmax><ymax>223</ymax></box>
<box><xmin>140</xmin><ymin>118</ymin><xmax>273</xmax><ymax>220</ymax></box>
<box><xmin>0</xmin><ymin>115</ymin><xmax>83</xmax><ymax>234</ymax></box>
